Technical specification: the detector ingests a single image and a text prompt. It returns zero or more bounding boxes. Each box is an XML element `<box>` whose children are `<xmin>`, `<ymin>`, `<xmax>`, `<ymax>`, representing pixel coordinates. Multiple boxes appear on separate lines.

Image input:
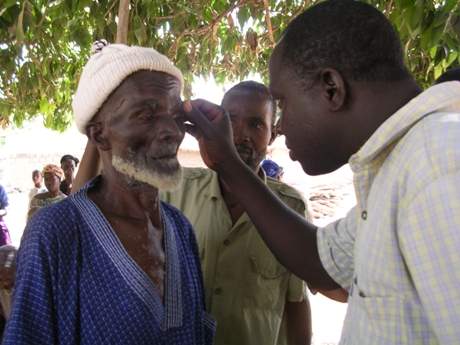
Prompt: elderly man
<box><xmin>162</xmin><ymin>81</ymin><xmax>312</xmax><ymax>345</ymax></box>
<box><xmin>3</xmin><ymin>42</ymin><xmax>214</xmax><ymax>344</ymax></box>
<box><xmin>183</xmin><ymin>1</ymin><xmax>460</xmax><ymax>344</ymax></box>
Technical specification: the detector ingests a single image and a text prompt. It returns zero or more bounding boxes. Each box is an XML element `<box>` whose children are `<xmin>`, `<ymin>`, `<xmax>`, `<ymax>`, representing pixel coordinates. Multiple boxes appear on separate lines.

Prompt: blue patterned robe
<box><xmin>3</xmin><ymin>180</ymin><xmax>215</xmax><ymax>344</ymax></box>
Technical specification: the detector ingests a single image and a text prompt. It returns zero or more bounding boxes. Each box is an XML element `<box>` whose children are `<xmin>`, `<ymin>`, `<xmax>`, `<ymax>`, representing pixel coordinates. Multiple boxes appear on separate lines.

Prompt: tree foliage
<box><xmin>1</xmin><ymin>0</ymin><xmax>459</xmax><ymax>131</ymax></box>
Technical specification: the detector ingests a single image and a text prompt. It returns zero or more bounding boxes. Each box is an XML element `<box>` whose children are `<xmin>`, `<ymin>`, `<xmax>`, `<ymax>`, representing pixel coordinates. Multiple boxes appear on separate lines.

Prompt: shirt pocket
<box><xmin>356</xmin><ymin>294</ymin><xmax>410</xmax><ymax>344</ymax></box>
<box><xmin>246</xmin><ymin>254</ymin><xmax>287</xmax><ymax>309</ymax></box>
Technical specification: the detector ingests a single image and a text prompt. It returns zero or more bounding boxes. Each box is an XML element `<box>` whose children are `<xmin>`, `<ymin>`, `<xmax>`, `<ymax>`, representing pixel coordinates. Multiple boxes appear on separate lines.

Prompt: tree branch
<box><xmin>262</xmin><ymin>0</ymin><xmax>275</xmax><ymax>47</ymax></box>
<box><xmin>116</xmin><ymin>0</ymin><xmax>130</xmax><ymax>44</ymax></box>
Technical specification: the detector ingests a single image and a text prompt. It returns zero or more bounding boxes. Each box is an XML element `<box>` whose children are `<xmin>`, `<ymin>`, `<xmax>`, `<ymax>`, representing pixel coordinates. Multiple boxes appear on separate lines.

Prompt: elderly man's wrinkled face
<box><xmin>103</xmin><ymin>70</ymin><xmax>185</xmax><ymax>190</ymax></box>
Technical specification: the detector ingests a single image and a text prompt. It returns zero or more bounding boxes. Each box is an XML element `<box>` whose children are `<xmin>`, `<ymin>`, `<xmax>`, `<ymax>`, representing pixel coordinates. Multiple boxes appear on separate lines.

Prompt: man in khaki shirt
<box><xmin>162</xmin><ymin>81</ymin><xmax>311</xmax><ymax>345</ymax></box>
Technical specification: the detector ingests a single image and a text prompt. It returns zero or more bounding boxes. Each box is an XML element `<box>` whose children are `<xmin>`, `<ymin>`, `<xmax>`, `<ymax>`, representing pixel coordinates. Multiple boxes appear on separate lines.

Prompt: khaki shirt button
<box><xmin>361</xmin><ymin>210</ymin><xmax>367</xmax><ymax>220</ymax></box>
<box><xmin>214</xmin><ymin>287</ymin><xmax>222</xmax><ymax>295</ymax></box>
<box><xmin>223</xmin><ymin>239</ymin><xmax>230</xmax><ymax>246</ymax></box>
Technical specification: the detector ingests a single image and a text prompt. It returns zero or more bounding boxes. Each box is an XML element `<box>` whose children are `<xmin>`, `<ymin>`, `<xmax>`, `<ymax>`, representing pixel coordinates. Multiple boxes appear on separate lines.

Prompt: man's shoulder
<box><xmin>400</xmin><ymin>111</ymin><xmax>460</xmax><ymax>171</ymax></box>
<box><xmin>182</xmin><ymin>167</ymin><xmax>214</xmax><ymax>181</ymax></box>
<box><xmin>267</xmin><ymin>178</ymin><xmax>307</xmax><ymax>215</ymax></box>
<box><xmin>267</xmin><ymin>178</ymin><xmax>304</xmax><ymax>201</ymax></box>
<box><xmin>27</xmin><ymin>197</ymin><xmax>81</xmax><ymax>237</ymax></box>
<box><xmin>163</xmin><ymin>167</ymin><xmax>214</xmax><ymax>197</ymax></box>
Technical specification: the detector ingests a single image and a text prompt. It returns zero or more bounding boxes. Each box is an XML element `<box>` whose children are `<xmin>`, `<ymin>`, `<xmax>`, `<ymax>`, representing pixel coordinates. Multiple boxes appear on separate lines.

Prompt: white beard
<box><xmin>112</xmin><ymin>154</ymin><xmax>183</xmax><ymax>191</ymax></box>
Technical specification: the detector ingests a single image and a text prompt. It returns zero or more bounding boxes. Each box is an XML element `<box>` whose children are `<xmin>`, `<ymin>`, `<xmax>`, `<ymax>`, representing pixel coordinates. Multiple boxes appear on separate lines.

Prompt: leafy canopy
<box><xmin>1</xmin><ymin>0</ymin><xmax>459</xmax><ymax>131</ymax></box>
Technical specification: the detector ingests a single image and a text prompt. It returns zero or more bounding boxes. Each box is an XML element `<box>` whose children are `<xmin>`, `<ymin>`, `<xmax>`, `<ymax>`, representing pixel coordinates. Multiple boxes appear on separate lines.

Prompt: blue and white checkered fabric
<box><xmin>3</xmin><ymin>178</ymin><xmax>215</xmax><ymax>344</ymax></box>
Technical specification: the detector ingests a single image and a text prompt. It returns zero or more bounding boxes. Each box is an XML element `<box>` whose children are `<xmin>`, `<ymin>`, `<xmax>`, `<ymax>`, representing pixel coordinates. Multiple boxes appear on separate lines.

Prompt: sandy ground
<box><xmin>0</xmin><ymin>120</ymin><xmax>355</xmax><ymax>344</ymax></box>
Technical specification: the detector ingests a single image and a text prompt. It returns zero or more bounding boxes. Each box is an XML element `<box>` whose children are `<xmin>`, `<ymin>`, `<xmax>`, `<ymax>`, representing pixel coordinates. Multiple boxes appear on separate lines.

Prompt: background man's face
<box><xmin>44</xmin><ymin>172</ymin><xmax>60</xmax><ymax>193</ymax></box>
<box><xmin>103</xmin><ymin>70</ymin><xmax>185</xmax><ymax>190</ymax></box>
<box><xmin>32</xmin><ymin>172</ymin><xmax>42</xmax><ymax>187</ymax></box>
<box><xmin>61</xmin><ymin>159</ymin><xmax>76</xmax><ymax>180</ymax></box>
<box><xmin>222</xmin><ymin>90</ymin><xmax>274</xmax><ymax>172</ymax></box>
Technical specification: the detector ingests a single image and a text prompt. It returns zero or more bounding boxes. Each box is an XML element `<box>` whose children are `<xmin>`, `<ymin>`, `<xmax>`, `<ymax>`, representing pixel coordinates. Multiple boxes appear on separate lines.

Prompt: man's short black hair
<box><xmin>222</xmin><ymin>81</ymin><xmax>277</xmax><ymax>124</ymax></box>
<box><xmin>60</xmin><ymin>154</ymin><xmax>79</xmax><ymax>167</ymax></box>
<box><xmin>435</xmin><ymin>67</ymin><xmax>460</xmax><ymax>84</ymax></box>
<box><xmin>281</xmin><ymin>0</ymin><xmax>411</xmax><ymax>83</ymax></box>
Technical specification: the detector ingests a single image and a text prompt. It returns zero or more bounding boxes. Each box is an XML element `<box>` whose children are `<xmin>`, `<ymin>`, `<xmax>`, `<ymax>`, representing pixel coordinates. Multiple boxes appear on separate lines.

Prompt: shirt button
<box><xmin>361</xmin><ymin>210</ymin><xmax>368</xmax><ymax>220</ymax></box>
<box><xmin>214</xmin><ymin>287</ymin><xmax>222</xmax><ymax>295</ymax></box>
<box><xmin>223</xmin><ymin>239</ymin><xmax>230</xmax><ymax>246</ymax></box>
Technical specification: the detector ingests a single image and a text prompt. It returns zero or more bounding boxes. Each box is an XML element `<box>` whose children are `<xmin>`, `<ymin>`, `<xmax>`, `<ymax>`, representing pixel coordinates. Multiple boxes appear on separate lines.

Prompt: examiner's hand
<box><xmin>183</xmin><ymin>99</ymin><xmax>240</xmax><ymax>171</ymax></box>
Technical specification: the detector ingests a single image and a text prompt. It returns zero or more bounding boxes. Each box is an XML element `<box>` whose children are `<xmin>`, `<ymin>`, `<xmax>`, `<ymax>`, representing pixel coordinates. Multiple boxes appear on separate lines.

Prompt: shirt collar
<box><xmin>350</xmin><ymin>82</ymin><xmax>460</xmax><ymax>170</ymax></box>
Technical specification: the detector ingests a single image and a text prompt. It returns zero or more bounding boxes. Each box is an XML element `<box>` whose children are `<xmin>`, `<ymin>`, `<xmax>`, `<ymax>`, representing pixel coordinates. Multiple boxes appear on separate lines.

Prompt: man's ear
<box><xmin>319</xmin><ymin>68</ymin><xmax>347</xmax><ymax>111</ymax></box>
<box><xmin>86</xmin><ymin>121</ymin><xmax>111</xmax><ymax>151</ymax></box>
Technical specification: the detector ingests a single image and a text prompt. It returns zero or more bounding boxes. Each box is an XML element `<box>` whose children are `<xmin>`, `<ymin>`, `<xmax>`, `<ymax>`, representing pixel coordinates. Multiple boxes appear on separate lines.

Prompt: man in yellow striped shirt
<box><xmin>183</xmin><ymin>1</ymin><xmax>460</xmax><ymax>344</ymax></box>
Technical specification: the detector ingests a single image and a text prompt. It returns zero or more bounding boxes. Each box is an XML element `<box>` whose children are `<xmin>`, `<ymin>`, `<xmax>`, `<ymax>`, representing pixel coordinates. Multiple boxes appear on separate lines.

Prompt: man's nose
<box><xmin>232</xmin><ymin>121</ymin><xmax>250</xmax><ymax>143</ymax></box>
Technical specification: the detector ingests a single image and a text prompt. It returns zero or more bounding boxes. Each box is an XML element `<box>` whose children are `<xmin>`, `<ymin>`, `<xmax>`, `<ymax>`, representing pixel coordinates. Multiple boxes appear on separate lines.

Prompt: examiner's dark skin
<box><xmin>182</xmin><ymin>38</ymin><xmax>421</xmax><ymax>291</ymax></box>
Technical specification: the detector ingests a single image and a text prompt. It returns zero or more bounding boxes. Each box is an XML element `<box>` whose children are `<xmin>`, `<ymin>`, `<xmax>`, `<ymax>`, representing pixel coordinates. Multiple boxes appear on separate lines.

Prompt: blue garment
<box><xmin>260</xmin><ymin>160</ymin><xmax>283</xmax><ymax>179</ymax></box>
<box><xmin>0</xmin><ymin>185</ymin><xmax>8</xmax><ymax>209</ymax></box>
<box><xmin>3</xmin><ymin>178</ymin><xmax>215</xmax><ymax>344</ymax></box>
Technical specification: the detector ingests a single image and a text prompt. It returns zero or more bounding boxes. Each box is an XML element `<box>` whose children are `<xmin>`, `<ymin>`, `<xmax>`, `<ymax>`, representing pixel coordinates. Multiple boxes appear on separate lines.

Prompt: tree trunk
<box><xmin>116</xmin><ymin>0</ymin><xmax>130</xmax><ymax>44</ymax></box>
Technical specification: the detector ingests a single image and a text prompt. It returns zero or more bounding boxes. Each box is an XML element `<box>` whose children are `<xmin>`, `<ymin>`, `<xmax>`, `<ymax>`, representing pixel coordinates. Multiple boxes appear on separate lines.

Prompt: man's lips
<box><xmin>236</xmin><ymin>145</ymin><xmax>253</xmax><ymax>156</ymax></box>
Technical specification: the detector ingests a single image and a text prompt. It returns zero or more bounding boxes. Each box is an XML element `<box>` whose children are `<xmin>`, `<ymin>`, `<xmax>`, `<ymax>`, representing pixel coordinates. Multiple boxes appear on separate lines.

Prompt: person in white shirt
<box><xmin>28</xmin><ymin>170</ymin><xmax>46</xmax><ymax>206</ymax></box>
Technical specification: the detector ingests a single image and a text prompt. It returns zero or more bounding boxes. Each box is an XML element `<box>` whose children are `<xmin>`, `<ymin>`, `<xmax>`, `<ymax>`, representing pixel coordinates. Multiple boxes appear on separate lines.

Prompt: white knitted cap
<box><xmin>72</xmin><ymin>41</ymin><xmax>184</xmax><ymax>133</ymax></box>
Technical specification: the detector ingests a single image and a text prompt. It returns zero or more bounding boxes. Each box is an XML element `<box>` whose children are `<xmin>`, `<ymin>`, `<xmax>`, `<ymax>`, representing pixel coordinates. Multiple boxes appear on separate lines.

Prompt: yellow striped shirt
<box><xmin>318</xmin><ymin>82</ymin><xmax>460</xmax><ymax>344</ymax></box>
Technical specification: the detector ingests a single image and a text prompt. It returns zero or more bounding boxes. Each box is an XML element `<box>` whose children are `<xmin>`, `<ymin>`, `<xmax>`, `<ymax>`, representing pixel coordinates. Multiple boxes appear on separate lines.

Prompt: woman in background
<box><xmin>28</xmin><ymin>165</ymin><xmax>66</xmax><ymax>221</ymax></box>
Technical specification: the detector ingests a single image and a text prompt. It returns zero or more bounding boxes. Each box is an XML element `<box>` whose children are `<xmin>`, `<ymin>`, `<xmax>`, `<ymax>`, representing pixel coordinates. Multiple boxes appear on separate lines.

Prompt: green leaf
<box><xmin>444</xmin><ymin>0</ymin><xmax>458</xmax><ymax>13</ymax></box>
<box><xmin>237</xmin><ymin>6</ymin><xmax>251</xmax><ymax>28</ymax></box>
<box><xmin>446</xmin><ymin>51</ymin><xmax>458</xmax><ymax>67</ymax></box>
<box><xmin>429</xmin><ymin>46</ymin><xmax>437</xmax><ymax>59</ymax></box>
<box><xmin>434</xmin><ymin>64</ymin><xmax>444</xmax><ymax>79</ymax></box>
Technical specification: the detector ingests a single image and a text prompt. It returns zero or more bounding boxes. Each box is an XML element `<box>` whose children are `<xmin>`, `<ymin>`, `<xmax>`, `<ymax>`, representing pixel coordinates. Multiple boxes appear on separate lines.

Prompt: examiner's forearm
<box><xmin>218</xmin><ymin>157</ymin><xmax>338</xmax><ymax>289</ymax></box>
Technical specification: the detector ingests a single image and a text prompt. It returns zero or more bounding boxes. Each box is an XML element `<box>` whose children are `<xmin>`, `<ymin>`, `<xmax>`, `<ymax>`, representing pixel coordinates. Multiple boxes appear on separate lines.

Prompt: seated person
<box><xmin>27</xmin><ymin>164</ymin><xmax>67</xmax><ymax>221</ymax></box>
<box><xmin>3</xmin><ymin>41</ymin><xmax>214</xmax><ymax>345</ymax></box>
<box><xmin>59</xmin><ymin>154</ymin><xmax>80</xmax><ymax>195</ymax></box>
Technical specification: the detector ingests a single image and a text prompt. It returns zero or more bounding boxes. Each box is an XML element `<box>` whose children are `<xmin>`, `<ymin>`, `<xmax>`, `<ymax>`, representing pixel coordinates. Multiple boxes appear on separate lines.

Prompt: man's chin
<box><xmin>112</xmin><ymin>155</ymin><xmax>183</xmax><ymax>191</ymax></box>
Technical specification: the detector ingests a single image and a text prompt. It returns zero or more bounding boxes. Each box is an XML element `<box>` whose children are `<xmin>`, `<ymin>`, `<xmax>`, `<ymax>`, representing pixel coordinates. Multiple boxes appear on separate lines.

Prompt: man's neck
<box><xmin>48</xmin><ymin>190</ymin><xmax>60</xmax><ymax>198</ymax></box>
<box><xmin>89</xmin><ymin>173</ymin><xmax>162</xmax><ymax>227</ymax></box>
